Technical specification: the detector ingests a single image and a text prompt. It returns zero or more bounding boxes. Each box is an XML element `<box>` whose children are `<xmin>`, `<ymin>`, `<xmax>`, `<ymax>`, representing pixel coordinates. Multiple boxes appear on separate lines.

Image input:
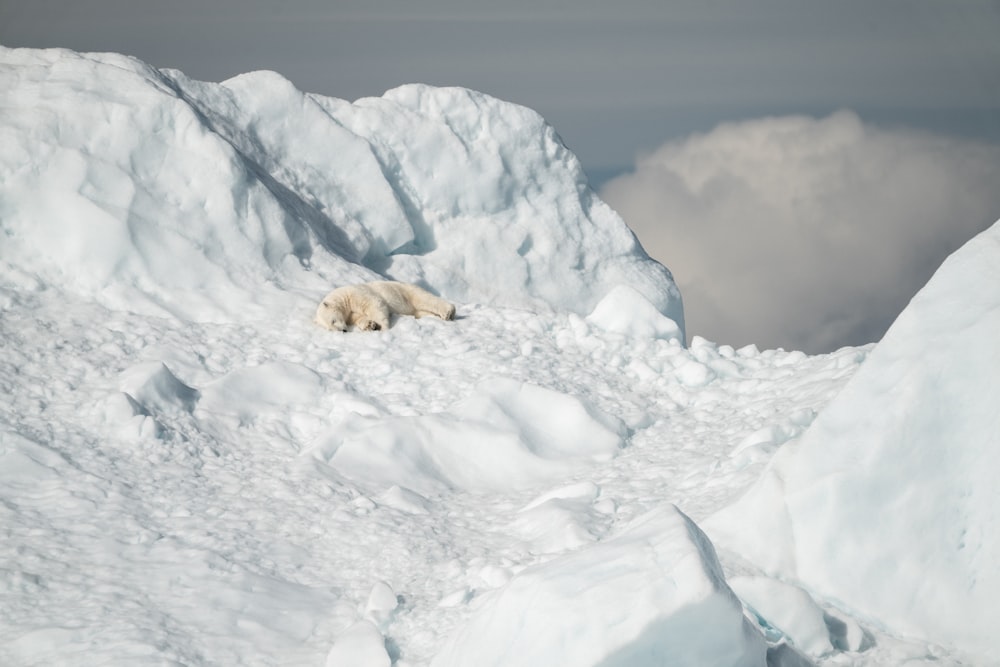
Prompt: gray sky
<box><xmin>4</xmin><ymin>1</ymin><xmax>999</xmax><ymax>180</ymax></box>
<box><xmin>3</xmin><ymin>0</ymin><xmax>1000</xmax><ymax>350</ymax></box>
<box><xmin>600</xmin><ymin>113</ymin><xmax>1000</xmax><ymax>352</ymax></box>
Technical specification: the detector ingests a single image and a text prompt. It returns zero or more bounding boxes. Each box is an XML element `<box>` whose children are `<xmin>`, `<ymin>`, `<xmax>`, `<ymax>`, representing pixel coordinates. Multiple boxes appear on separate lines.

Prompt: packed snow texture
<box><xmin>311</xmin><ymin>377</ymin><xmax>628</xmax><ymax>495</ymax></box>
<box><xmin>707</xmin><ymin>220</ymin><xmax>1000</xmax><ymax>660</ymax></box>
<box><xmin>1</xmin><ymin>45</ymin><xmax>995</xmax><ymax>667</ymax></box>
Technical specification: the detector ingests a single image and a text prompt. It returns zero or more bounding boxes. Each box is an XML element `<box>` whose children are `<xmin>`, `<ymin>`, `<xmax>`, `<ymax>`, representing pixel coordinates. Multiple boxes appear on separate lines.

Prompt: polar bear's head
<box><xmin>315</xmin><ymin>299</ymin><xmax>349</xmax><ymax>332</ymax></box>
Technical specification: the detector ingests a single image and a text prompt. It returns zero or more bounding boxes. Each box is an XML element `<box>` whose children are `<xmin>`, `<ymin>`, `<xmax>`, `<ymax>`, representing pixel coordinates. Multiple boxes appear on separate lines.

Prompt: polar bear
<box><xmin>316</xmin><ymin>281</ymin><xmax>456</xmax><ymax>332</ymax></box>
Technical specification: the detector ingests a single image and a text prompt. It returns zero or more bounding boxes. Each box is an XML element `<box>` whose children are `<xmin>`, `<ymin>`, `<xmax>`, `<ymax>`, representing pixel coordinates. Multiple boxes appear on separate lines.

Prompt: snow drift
<box><xmin>0</xmin><ymin>45</ymin><xmax>683</xmax><ymax>335</ymax></box>
<box><xmin>310</xmin><ymin>378</ymin><xmax>628</xmax><ymax>495</ymax></box>
<box><xmin>707</xmin><ymin>220</ymin><xmax>1000</xmax><ymax>661</ymax></box>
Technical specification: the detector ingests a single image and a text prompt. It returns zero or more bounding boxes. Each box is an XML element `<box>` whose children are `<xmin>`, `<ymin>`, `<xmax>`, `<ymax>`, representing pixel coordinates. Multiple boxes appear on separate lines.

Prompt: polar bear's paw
<box><xmin>444</xmin><ymin>304</ymin><xmax>456</xmax><ymax>321</ymax></box>
<box><xmin>357</xmin><ymin>318</ymin><xmax>382</xmax><ymax>332</ymax></box>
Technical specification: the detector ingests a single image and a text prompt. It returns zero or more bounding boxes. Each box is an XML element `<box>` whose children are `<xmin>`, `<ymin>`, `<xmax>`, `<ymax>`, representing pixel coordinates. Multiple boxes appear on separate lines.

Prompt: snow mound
<box><xmin>707</xmin><ymin>220</ymin><xmax>1000</xmax><ymax>661</ymax></box>
<box><xmin>311</xmin><ymin>378</ymin><xmax>627</xmax><ymax>494</ymax></box>
<box><xmin>119</xmin><ymin>362</ymin><xmax>199</xmax><ymax>415</ymax></box>
<box><xmin>586</xmin><ymin>284</ymin><xmax>683</xmax><ymax>340</ymax></box>
<box><xmin>197</xmin><ymin>361</ymin><xmax>325</xmax><ymax>427</ymax></box>
<box><xmin>510</xmin><ymin>481</ymin><xmax>612</xmax><ymax>554</ymax></box>
<box><xmin>430</xmin><ymin>505</ymin><xmax>766</xmax><ymax>667</ymax></box>
<box><xmin>0</xmin><ymin>46</ymin><xmax>683</xmax><ymax>335</ymax></box>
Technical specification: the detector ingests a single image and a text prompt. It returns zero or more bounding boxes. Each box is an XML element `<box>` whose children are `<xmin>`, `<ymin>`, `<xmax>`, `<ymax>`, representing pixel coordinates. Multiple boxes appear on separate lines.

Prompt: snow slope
<box><xmin>707</xmin><ymin>220</ymin><xmax>1000</xmax><ymax>660</ymax></box>
<box><xmin>0</xmin><ymin>45</ymin><xmax>682</xmax><ymax>330</ymax></box>
<box><xmin>1</xmin><ymin>45</ymin><xmax>993</xmax><ymax>666</ymax></box>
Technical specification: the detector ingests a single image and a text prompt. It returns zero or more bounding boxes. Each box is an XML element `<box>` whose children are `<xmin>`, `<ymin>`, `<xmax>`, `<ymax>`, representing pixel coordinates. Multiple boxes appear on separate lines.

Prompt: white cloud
<box><xmin>600</xmin><ymin>111</ymin><xmax>1000</xmax><ymax>352</ymax></box>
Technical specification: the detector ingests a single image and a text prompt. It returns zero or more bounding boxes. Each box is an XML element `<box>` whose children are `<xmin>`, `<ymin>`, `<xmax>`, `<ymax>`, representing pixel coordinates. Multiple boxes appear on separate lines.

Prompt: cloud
<box><xmin>600</xmin><ymin>111</ymin><xmax>1000</xmax><ymax>353</ymax></box>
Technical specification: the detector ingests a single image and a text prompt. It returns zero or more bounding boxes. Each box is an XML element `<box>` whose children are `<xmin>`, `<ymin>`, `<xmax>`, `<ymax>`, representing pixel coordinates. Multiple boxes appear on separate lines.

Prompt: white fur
<box><xmin>315</xmin><ymin>281</ymin><xmax>456</xmax><ymax>332</ymax></box>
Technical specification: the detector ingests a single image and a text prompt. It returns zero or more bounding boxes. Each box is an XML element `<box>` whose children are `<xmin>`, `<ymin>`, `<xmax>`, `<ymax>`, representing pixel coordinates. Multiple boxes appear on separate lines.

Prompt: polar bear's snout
<box><xmin>315</xmin><ymin>302</ymin><xmax>348</xmax><ymax>332</ymax></box>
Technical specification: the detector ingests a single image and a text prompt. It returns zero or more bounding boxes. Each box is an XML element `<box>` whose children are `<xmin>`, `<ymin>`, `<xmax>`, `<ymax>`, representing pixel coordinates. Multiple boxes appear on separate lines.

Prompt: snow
<box><xmin>0</xmin><ymin>45</ymin><xmax>683</xmax><ymax>331</ymax></box>
<box><xmin>728</xmin><ymin>576</ymin><xmax>837</xmax><ymax>658</ymax></box>
<box><xmin>586</xmin><ymin>284</ymin><xmax>683</xmax><ymax>341</ymax></box>
<box><xmin>1</xmin><ymin>44</ymin><xmax>995</xmax><ymax>667</ymax></box>
<box><xmin>430</xmin><ymin>506</ymin><xmax>767</xmax><ymax>667</ymax></box>
<box><xmin>706</xmin><ymin>220</ymin><xmax>1000</xmax><ymax>661</ymax></box>
<box><xmin>310</xmin><ymin>378</ymin><xmax>627</xmax><ymax>495</ymax></box>
<box><xmin>326</xmin><ymin>621</ymin><xmax>393</xmax><ymax>667</ymax></box>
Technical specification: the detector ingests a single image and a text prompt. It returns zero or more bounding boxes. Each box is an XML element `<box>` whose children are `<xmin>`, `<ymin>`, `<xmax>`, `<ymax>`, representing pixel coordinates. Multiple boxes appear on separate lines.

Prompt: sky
<box><xmin>3</xmin><ymin>0</ymin><xmax>1000</xmax><ymax>351</ymax></box>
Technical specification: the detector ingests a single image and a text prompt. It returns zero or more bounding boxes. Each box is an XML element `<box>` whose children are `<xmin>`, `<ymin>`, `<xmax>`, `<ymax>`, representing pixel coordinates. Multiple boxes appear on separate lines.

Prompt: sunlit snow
<box><xmin>1</xmin><ymin>45</ymin><xmax>996</xmax><ymax>666</ymax></box>
<box><xmin>706</xmin><ymin>220</ymin><xmax>1000</xmax><ymax>660</ymax></box>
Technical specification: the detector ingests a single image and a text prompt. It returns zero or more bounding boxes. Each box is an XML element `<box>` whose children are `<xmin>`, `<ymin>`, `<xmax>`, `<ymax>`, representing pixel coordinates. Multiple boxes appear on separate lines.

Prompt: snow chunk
<box><xmin>585</xmin><ymin>284</ymin><xmax>683</xmax><ymax>342</ymax></box>
<box><xmin>119</xmin><ymin>362</ymin><xmax>198</xmax><ymax>415</ymax></box>
<box><xmin>325</xmin><ymin>620</ymin><xmax>391</xmax><ymax>667</ymax></box>
<box><xmin>364</xmin><ymin>581</ymin><xmax>399</xmax><ymax>629</ymax></box>
<box><xmin>511</xmin><ymin>482</ymin><xmax>609</xmax><ymax>554</ymax></box>
<box><xmin>312</xmin><ymin>378</ymin><xmax>626</xmax><ymax>494</ymax></box>
<box><xmin>707</xmin><ymin>220</ymin><xmax>1000</xmax><ymax>661</ymax></box>
<box><xmin>730</xmin><ymin>576</ymin><xmax>833</xmax><ymax>657</ymax></box>
<box><xmin>431</xmin><ymin>506</ymin><xmax>766</xmax><ymax>667</ymax></box>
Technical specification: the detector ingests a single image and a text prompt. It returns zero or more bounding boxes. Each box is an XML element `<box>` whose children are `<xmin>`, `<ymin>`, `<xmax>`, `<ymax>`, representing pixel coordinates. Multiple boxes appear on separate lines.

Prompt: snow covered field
<box><xmin>1</xmin><ymin>46</ymin><xmax>997</xmax><ymax>666</ymax></box>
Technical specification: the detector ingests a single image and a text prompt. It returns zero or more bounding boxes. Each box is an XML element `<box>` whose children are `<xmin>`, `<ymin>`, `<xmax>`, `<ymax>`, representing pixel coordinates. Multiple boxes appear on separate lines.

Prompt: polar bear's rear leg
<box><xmin>405</xmin><ymin>286</ymin><xmax>456</xmax><ymax>321</ymax></box>
<box><xmin>414</xmin><ymin>303</ymin><xmax>455</xmax><ymax>320</ymax></box>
